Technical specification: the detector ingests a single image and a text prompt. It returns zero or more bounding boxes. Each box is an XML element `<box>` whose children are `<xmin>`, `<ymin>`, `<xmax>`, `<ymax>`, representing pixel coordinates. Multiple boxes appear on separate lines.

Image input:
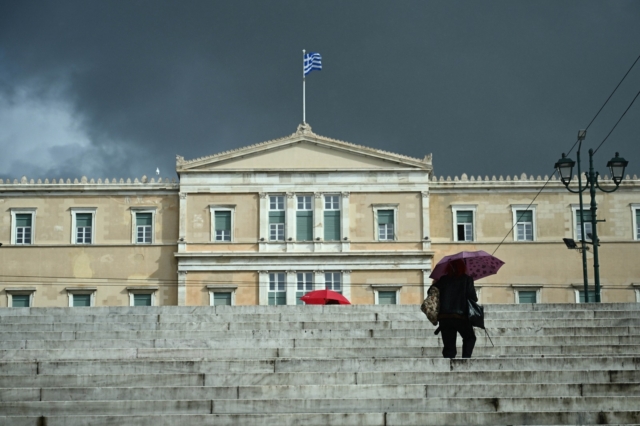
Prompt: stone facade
<box><xmin>1</xmin><ymin>124</ymin><xmax>639</xmax><ymax>306</ymax></box>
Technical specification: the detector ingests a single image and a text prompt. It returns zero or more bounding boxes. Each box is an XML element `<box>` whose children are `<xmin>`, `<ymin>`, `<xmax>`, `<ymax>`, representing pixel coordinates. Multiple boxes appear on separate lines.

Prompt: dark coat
<box><xmin>434</xmin><ymin>274</ymin><xmax>477</xmax><ymax>318</ymax></box>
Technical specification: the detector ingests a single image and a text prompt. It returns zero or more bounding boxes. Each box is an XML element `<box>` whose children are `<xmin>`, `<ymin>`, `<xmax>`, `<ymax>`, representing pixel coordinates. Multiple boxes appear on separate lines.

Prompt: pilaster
<box><xmin>258</xmin><ymin>271</ymin><xmax>269</xmax><ymax>305</ymax></box>
<box><xmin>421</xmin><ymin>190</ymin><xmax>431</xmax><ymax>251</ymax></box>
<box><xmin>286</xmin><ymin>270</ymin><xmax>297</xmax><ymax>305</ymax></box>
<box><xmin>177</xmin><ymin>271</ymin><xmax>187</xmax><ymax>306</ymax></box>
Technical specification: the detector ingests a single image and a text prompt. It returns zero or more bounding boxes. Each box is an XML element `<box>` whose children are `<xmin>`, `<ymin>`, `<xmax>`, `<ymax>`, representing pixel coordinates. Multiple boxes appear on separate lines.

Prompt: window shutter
<box><xmin>378</xmin><ymin>291</ymin><xmax>397</xmax><ymax>305</ymax></box>
<box><xmin>296</xmin><ymin>211</ymin><xmax>313</xmax><ymax>241</ymax></box>
<box><xmin>73</xmin><ymin>294</ymin><xmax>91</xmax><ymax>307</ymax></box>
<box><xmin>456</xmin><ymin>211</ymin><xmax>473</xmax><ymax>223</ymax></box>
<box><xmin>269</xmin><ymin>211</ymin><xmax>285</xmax><ymax>224</ymax></box>
<box><xmin>516</xmin><ymin>211</ymin><xmax>532</xmax><ymax>223</ymax></box>
<box><xmin>16</xmin><ymin>214</ymin><xmax>32</xmax><ymax>227</ymax></box>
<box><xmin>518</xmin><ymin>291</ymin><xmax>537</xmax><ymax>304</ymax></box>
<box><xmin>213</xmin><ymin>292</ymin><xmax>232</xmax><ymax>306</ymax></box>
<box><xmin>579</xmin><ymin>290</ymin><xmax>597</xmax><ymax>303</ymax></box>
<box><xmin>76</xmin><ymin>214</ymin><xmax>92</xmax><ymax>227</ymax></box>
<box><xmin>215</xmin><ymin>211</ymin><xmax>231</xmax><ymax>230</ymax></box>
<box><xmin>136</xmin><ymin>213</ymin><xmax>152</xmax><ymax>226</ymax></box>
<box><xmin>133</xmin><ymin>293</ymin><xmax>152</xmax><ymax>306</ymax></box>
<box><xmin>12</xmin><ymin>295</ymin><xmax>30</xmax><ymax>307</ymax></box>
<box><xmin>378</xmin><ymin>210</ymin><xmax>394</xmax><ymax>225</ymax></box>
<box><xmin>576</xmin><ymin>209</ymin><xmax>593</xmax><ymax>223</ymax></box>
<box><xmin>324</xmin><ymin>211</ymin><xmax>340</xmax><ymax>241</ymax></box>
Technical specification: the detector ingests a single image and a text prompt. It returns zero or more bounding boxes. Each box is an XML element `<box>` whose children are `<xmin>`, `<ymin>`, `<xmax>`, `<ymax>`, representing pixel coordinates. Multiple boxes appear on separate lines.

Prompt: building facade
<box><xmin>1</xmin><ymin>124</ymin><xmax>639</xmax><ymax>307</ymax></box>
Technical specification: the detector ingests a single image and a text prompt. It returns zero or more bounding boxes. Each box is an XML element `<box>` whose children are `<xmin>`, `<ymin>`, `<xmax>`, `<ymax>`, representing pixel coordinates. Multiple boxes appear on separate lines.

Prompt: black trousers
<box><xmin>439</xmin><ymin>318</ymin><xmax>476</xmax><ymax>359</ymax></box>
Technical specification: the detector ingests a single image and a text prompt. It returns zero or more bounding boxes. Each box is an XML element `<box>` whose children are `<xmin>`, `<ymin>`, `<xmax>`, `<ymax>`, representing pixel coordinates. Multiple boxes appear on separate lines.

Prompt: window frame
<box><xmin>207</xmin><ymin>285</ymin><xmax>238</xmax><ymax>306</ymax></box>
<box><xmin>372</xmin><ymin>285</ymin><xmax>402</xmax><ymax>305</ymax></box>
<box><xmin>126</xmin><ymin>286</ymin><xmax>158</xmax><ymax>306</ymax></box>
<box><xmin>296</xmin><ymin>195</ymin><xmax>314</xmax><ymax>241</ymax></box>
<box><xmin>512</xmin><ymin>285</ymin><xmax>541</xmax><ymax>304</ymax></box>
<box><xmin>571</xmin><ymin>204</ymin><xmax>593</xmax><ymax>242</ymax></box>
<box><xmin>451</xmin><ymin>205</ymin><xmax>477</xmax><ymax>242</ymax></box>
<box><xmin>268</xmin><ymin>195</ymin><xmax>286</xmax><ymax>242</ymax></box>
<box><xmin>324</xmin><ymin>272</ymin><xmax>342</xmax><ymax>293</ymax></box>
<box><xmin>5</xmin><ymin>287</ymin><xmax>36</xmax><ymax>308</ymax></box>
<box><xmin>70</xmin><ymin>208</ymin><xmax>97</xmax><ymax>245</ymax></box>
<box><xmin>372</xmin><ymin>204</ymin><xmax>398</xmax><ymax>242</ymax></box>
<box><xmin>10</xmin><ymin>208</ymin><xmax>37</xmax><ymax>245</ymax></box>
<box><xmin>572</xmin><ymin>284</ymin><xmax>602</xmax><ymax>303</ymax></box>
<box><xmin>209</xmin><ymin>205</ymin><xmax>236</xmax><ymax>243</ymax></box>
<box><xmin>268</xmin><ymin>272</ymin><xmax>287</xmax><ymax>305</ymax></box>
<box><xmin>130</xmin><ymin>207</ymin><xmax>157</xmax><ymax>245</ymax></box>
<box><xmin>631</xmin><ymin>204</ymin><xmax>640</xmax><ymax>241</ymax></box>
<box><xmin>511</xmin><ymin>205</ymin><xmax>537</xmax><ymax>242</ymax></box>
<box><xmin>323</xmin><ymin>194</ymin><xmax>341</xmax><ymax>241</ymax></box>
<box><xmin>296</xmin><ymin>272</ymin><xmax>314</xmax><ymax>304</ymax></box>
<box><xmin>66</xmin><ymin>287</ymin><xmax>97</xmax><ymax>307</ymax></box>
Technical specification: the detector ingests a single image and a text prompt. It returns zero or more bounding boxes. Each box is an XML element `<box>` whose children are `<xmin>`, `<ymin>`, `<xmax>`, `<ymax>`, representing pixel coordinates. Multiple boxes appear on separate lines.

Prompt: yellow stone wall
<box><xmin>186</xmin><ymin>193</ymin><xmax>258</xmax><ymax>244</ymax></box>
<box><xmin>185</xmin><ymin>271</ymin><xmax>258</xmax><ymax>306</ymax></box>
<box><xmin>350</xmin><ymin>192</ymin><xmax>422</xmax><ymax>242</ymax></box>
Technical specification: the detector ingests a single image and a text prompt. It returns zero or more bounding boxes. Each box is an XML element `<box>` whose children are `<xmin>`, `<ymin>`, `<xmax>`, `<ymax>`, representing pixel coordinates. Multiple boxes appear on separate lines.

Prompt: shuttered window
<box><xmin>268</xmin><ymin>273</ymin><xmax>286</xmax><ymax>305</ymax></box>
<box><xmin>324</xmin><ymin>211</ymin><xmax>340</xmax><ymax>241</ymax></box>
<box><xmin>515</xmin><ymin>210</ymin><xmax>533</xmax><ymax>241</ymax></box>
<box><xmin>636</xmin><ymin>209</ymin><xmax>640</xmax><ymax>240</ymax></box>
<box><xmin>296</xmin><ymin>211</ymin><xmax>313</xmax><ymax>241</ymax></box>
<box><xmin>456</xmin><ymin>211</ymin><xmax>473</xmax><ymax>242</ymax></box>
<box><xmin>133</xmin><ymin>293</ymin><xmax>152</xmax><ymax>306</ymax></box>
<box><xmin>579</xmin><ymin>290</ymin><xmax>597</xmax><ymax>303</ymax></box>
<box><xmin>214</xmin><ymin>211</ymin><xmax>232</xmax><ymax>241</ymax></box>
<box><xmin>518</xmin><ymin>291</ymin><xmax>537</xmax><ymax>304</ymax></box>
<box><xmin>378</xmin><ymin>210</ymin><xmax>394</xmax><ymax>241</ymax></box>
<box><xmin>15</xmin><ymin>214</ymin><xmax>33</xmax><ymax>244</ymax></box>
<box><xmin>575</xmin><ymin>209</ymin><xmax>593</xmax><ymax>241</ymax></box>
<box><xmin>269</xmin><ymin>212</ymin><xmax>285</xmax><ymax>241</ymax></box>
<box><xmin>72</xmin><ymin>294</ymin><xmax>91</xmax><ymax>307</ymax></box>
<box><xmin>12</xmin><ymin>295</ymin><xmax>30</xmax><ymax>308</ymax></box>
<box><xmin>136</xmin><ymin>213</ymin><xmax>153</xmax><ymax>244</ymax></box>
<box><xmin>213</xmin><ymin>292</ymin><xmax>232</xmax><ymax>306</ymax></box>
<box><xmin>378</xmin><ymin>291</ymin><xmax>397</xmax><ymax>305</ymax></box>
<box><xmin>75</xmin><ymin>213</ymin><xmax>93</xmax><ymax>244</ymax></box>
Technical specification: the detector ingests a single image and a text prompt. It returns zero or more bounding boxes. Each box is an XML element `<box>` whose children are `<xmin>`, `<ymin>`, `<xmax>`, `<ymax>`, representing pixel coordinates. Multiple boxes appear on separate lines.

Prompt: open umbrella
<box><xmin>300</xmin><ymin>289</ymin><xmax>351</xmax><ymax>305</ymax></box>
<box><xmin>429</xmin><ymin>250</ymin><xmax>505</xmax><ymax>281</ymax></box>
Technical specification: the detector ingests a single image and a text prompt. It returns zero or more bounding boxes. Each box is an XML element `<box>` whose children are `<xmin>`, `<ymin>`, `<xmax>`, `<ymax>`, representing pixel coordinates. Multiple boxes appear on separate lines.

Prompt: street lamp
<box><xmin>555</xmin><ymin>130</ymin><xmax>629</xmax><ymax>302</ymax></box>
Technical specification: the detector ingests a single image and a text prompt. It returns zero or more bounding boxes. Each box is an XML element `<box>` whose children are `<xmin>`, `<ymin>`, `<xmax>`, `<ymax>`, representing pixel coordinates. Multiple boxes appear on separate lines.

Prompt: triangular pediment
<box><xmin>177</xmin><ymin>124</ymin><xmax>432</xmax><ymax>172</ymax></box>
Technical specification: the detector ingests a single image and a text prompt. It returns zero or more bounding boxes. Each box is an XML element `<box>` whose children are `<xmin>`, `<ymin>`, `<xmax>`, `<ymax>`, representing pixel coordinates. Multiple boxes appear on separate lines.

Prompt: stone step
<box><xmin>2</xmin><ymin>344</ymin><xmax>640</xmax><ymax>361</ymax></box>
<box><xmin>1</xmin><ymin>310</ymin><xmax>636</xmax><ymax>324</ymax></box>
<box><xmin>3</xmin><ymin>369</ymin><xmax>639</xmax><ymax>388</ymax></box>
<box><xmin>2</xmin><ymin>356</ymin><xmax>638</xmax><ymax>376</ymax></box>
<box><xmin>4</xmin><ymin>382</ymin><xmax>640</xmax><ymax>402</ymax></box>
<box><xmin>2</xmin><ymin>326</ymin><xmax>638</xmax><ymax>341</ymax></box>
<box><xmin>1</xmin><ymin>396</ymin><xmax>639</xmax><ymax>415</ymax></box>
<box><xmin>2</xmin><ymin>334</ymin><xmax>639</xmax><ymax>350</ymax></box>
<box><xmin>3</xmin><ymin>412</ymin><xmax>639</xmax><ymax>426</ymax></box>
<box><xmin>2</xmin><ymin>318</ymin><xmax>639</xmax><ymax>332</ymax></box>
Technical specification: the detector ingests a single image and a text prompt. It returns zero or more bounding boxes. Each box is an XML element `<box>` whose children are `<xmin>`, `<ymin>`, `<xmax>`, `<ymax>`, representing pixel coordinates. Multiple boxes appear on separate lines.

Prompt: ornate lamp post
<box><xmin>555</xmin><ymin>130</ymin><xmax>629</xmax><ymax>302</ymax></box>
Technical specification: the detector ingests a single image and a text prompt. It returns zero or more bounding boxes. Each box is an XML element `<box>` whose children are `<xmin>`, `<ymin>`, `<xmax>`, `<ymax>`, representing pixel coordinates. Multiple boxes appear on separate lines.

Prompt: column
<box><xmin>421</xmin><ymin>190</ymin><xmax>431</xmax><ymax>251</ymax></box>
<box><xmin>286</xmin><ymin>270</ymin><xmax>297</xmax><ymax>305</ymax></box>
<box><xmin>314</xmin><ymin>270</ymin><xmax>325</xmax><ymax>290</ymax></box>
<box><xmin>342</xmin><ymin>270</ymin><xmax>352</xmax><ymax>302</ymax></box>
<box><xmin>258</xmin><ymin>271</ymin><xmax>269</xmax><ymax>305</ymax></box>
<box><xmin>313</xmin><ymin>192</ymin><xmax>324</xmax><ymax>244</ymax></box>
<box><xmin>422</xmin><ymin>269</ymin><xmax>432</xmax><ymax>300</ymax></box>
<box><xmin>259</xmin><ymin>193</ymin><xmax>268</xmax><ymax>250</ymax></box>
<box><xmin>177</xmin><ymin>270</ymin><xmax>187</xmax><ymax>306</ymax></box>
<box><xmin>341</xmin><ymin>192</ymin><xmax>350</xmax><ymax>251</ymax></box>
<box><xmin>286</xmin><ymin>193</ymin><xmax>296</xmax><ymax>247</ymax></box>
<box><xmin>178</xmin><ymin>192</ymin><xmax>187</xmax><ymax>252</ymax></box>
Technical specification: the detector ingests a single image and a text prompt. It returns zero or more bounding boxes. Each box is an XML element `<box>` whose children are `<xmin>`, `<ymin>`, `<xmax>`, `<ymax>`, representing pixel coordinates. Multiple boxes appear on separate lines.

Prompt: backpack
<box><xmin>420</xmin><ymin>285</ymin><xmax>440</xmax><ymax>326</ymax></box>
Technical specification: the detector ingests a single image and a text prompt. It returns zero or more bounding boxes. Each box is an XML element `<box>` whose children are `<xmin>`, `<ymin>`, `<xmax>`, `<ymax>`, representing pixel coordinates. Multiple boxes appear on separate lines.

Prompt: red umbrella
<box><xmin>300</xmin><ymin>289</ymin><xmax>351</xmax><ymax>305</ymax></box>
<box><xmin>429</xmin><ymin>250</ymin><xmax>505</xmax><ymax>281</ymax></box>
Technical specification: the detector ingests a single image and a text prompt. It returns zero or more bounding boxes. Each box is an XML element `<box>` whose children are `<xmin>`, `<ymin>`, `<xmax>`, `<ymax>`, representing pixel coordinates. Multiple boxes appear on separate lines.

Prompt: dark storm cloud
<box><xmin>0</xmin><ymin>0</ymin><xmax>638</xmax><ymax>181</ymax></box>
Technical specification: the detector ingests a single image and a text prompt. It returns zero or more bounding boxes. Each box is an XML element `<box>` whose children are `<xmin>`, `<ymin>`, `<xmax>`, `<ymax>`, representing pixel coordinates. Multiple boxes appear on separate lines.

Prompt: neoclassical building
<box><xmin>1</xmin><ymin>124</ymin><xmax>639</xmax><ymax>307</ymax></box>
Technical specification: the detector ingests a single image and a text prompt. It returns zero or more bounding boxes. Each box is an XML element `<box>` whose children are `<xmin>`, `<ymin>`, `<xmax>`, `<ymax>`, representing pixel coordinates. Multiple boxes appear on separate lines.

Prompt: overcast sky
<box><xmin>0</xmin><ymin>1</ymin><xmax>638</xmax><ymax>182</ymax></box>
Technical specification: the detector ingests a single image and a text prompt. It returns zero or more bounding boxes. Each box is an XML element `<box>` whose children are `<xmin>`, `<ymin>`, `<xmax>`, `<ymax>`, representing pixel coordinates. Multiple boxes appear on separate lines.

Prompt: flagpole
<box><xmin>302</xmin><ymin>49</ymin><xmax>306</xmax><ymax>123</ymax></box>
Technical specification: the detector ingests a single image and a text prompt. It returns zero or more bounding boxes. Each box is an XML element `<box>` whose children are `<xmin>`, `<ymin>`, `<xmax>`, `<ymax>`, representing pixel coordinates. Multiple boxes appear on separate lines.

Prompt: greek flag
<box><xmin>304</xmin><ymin>52</ymin><xmax>322</xmax><ymax>76</ymax></box>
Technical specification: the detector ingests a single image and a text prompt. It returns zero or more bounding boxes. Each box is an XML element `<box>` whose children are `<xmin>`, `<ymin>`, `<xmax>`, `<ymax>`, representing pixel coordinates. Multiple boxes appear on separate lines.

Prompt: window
<box><xmin>66</xmin><ymin>288</ymin><xmax>96</xmax><ymax>307</ymax></box>
<box><xmin>324</xmin><ymin>195</ymin><xmax>340</xmax><ymax>241</ymax></box>
<box><xmin>5</xmin><ymin>288</ymin><xmax>35</xmax><ymax>307</ymax></box>
<box><xmin>378</xmin><ymin>210</ymin><xmax>395</xmax><ymax>241</ymax></box>
<box><xmin>577</xmin><ymin>290</ymin><xmax>597</xmax><ymax>303</ymax></box>
<box><xmin>207</xmin><ymin>286</ymin><xmax>237</xmax><ymax>306</ymax></box>
<box><xmin>127</xmin><ymin>287</ymin><xmax>157</xmax><ymax>306</ymax></box>
<box><xmin>518</xmin><ymin>290</ymin><xmax>537</xmax><ymax>304</ymax></box>
<box><xmin>10</xmin><ymin>209</ymin><xmax>36</xmax><ymax>245</ymax></box>
<box><xmin>511</xmin><ymin>205</ymin><xmax>536</xmax><ymax>241</ymax></box>
<box><xmin>133</xmin><ymin>294</ymin><xmax>151</xmax><ymax>306</ymax></box>
<box><xmin>573</xmin><ymin>207</ymin><xmax>593</xmax><ymax>242</ymax></box>
<box><xmin>378</xmin><ymin>291</ymin><xmax>397</xmax><ymax>305</ymax></box>
<box><xmin>268</xmin><ymin>273</ymin><xmax>286</xmax><ymax>305</ymax></box>
<box><xmin>296</xmin><ymin>196</ymin><xmax>313</xmax><ymax>241</ymax></box>
<box><xmin>632</xmin><ymin>205</ymin><xmax>640</xmax><ymax>241</ymax></box>
<box><xmin>71</xmin><ymin>208</ymin><xmax>96</xmax><ymax>245</ymax></box>
<box><xmin>325</xmin><ymin>272</ymin><xmax>341</xmax><ymax>293</ymax></box>
<box><xmin>209</xmin><ymin>206</ymin><xmax>235</xmax><ymax>242</ymax></box>
<box><xmin>269</xmin><ymin>196</ymin><xmax>285</xmax><ymax>241</ymax></box>
<box><xmin>456</xmin><ymin>212</ymin><xmax>473</xmax><ymax>241</ymax></box>
<box><xmin>296</xmin><ymin>272</ymin><xmax>313</xmax><ymax>304</ymax></box>
<box><xmin>372</xmin><ymin>285</ymin><xmax>402</xmax><ymax>305</ymax></box>
<box><xmin>136</xmin><ymin>213</ymin><xmax>153</xmax><ymax>243</ymax></box>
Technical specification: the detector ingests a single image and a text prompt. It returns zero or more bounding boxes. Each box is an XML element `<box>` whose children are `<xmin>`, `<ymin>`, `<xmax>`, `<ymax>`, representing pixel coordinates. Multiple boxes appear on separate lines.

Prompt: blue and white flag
<box><xmin>304</xmin><ymin>52</ymin><xmax>322</xmax><ymax>76</ymax></box>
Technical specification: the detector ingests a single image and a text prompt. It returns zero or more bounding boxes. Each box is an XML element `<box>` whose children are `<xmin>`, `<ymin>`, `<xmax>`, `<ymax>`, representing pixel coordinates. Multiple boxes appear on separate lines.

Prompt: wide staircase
<box><xmin>0</xmin><ymin>303</ymin><xmax>639</xmax><ymax>425</ymax></box>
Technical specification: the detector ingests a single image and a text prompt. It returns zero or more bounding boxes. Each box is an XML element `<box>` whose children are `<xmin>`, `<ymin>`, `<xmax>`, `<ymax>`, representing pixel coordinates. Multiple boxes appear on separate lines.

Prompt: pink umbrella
<box><xmin>429</xmin><ymin>250</ymin><xmax>505</xmax><ymax>281</ymax></box>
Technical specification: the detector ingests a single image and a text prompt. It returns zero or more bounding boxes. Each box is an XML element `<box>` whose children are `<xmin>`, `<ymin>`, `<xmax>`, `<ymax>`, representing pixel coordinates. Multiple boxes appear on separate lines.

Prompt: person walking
<box><xmin>434</xmin><ymin>259</ymin><xmax>478</xmax><ymax>358</ymax></box>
